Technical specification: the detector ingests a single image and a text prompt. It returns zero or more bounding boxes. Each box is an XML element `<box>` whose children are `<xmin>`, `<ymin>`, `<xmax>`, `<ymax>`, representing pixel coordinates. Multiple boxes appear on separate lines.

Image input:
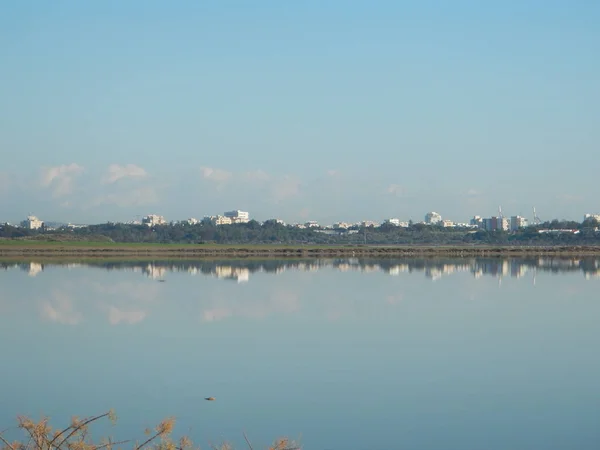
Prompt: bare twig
<box><xmin>94</xmin><ymin>439</ymin><xmax>130</xmax><ymax>450</ymax></box>
<box><xmin>242</xmin><ymin>432</ymin><xmax>253</xmax><ymax>450</ymax></box>
<box><xmin>0</xmin><ymin>432</ymin><xmax>16</xmax><ymax>450</ymax></box>
<box><xmin>132</xmin><ymin>430</ymin><xmax>163</xmax><ymax>450</ymax></box>
<box><xmin>51</xmin><ymin>412</ymin><xmax>110</xmax><ymax>450</ymax></box>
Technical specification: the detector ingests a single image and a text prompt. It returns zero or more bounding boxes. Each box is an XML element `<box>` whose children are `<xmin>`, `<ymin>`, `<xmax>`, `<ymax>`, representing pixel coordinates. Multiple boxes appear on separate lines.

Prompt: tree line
<box><xmin>1</xmin><ymin>217</ymin><xmax>599</xmax><ymax>245</ymax></box>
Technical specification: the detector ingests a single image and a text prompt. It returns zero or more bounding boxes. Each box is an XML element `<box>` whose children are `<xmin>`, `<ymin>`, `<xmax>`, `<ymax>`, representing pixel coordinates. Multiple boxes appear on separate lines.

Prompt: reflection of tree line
<box><xmin>2</xmin><ymin>257</ymin><xmax>600</xmax><ymax>280</ymax></box>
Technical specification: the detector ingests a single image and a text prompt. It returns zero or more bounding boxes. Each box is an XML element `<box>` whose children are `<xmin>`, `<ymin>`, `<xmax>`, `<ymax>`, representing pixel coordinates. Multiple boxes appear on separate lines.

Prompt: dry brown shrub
<box><xmin>0</xmin><ymin>411</ymin><xmax>300</xmax><ymax>450</ymax></box>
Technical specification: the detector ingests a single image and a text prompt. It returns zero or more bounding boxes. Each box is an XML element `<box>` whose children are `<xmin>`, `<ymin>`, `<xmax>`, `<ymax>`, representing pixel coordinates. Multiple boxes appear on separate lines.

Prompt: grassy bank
<box><xmin>2</xmin><ymin>240</ymin><xmax>600</xmax><ymax>257</ymax></box>
<box><xmin>0</xmin><ymin>411</ymin><xmax>300</xmax><ymax>450</ymax></box>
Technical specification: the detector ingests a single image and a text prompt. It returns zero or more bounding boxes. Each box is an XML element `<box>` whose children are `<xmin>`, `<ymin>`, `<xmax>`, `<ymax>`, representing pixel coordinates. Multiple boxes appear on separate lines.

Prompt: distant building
<box><xmin>510</xmin><ymin>216</ymin><xmax>529</xmax><ymax>231</ymax></box>
<box><xmin>333</xmin><ymin>222</ymin><xmax>351</xmax><ymax>229</ymax></box>
<box><xmin>361</xmin><ymin>220</ymin><xmax>379</xmax><ymax>227</ymax></box>
<box><xmin>441</xmin><ymin>220</ymin><xmax>455</xmax><ymax>228</ymax></box>
<box><xmin>20</xmin><ymin>215</ymin><xmax>44</xmax><ymax>230</ymax></box>
<box><xmin>204</xmin><ymin>215</ymin><xmax>233</xmax><ymax>225</ymax></box>
<box><xmin>142</xmin><ymin>214</ymin><xmax>167</xmax><ymax>227</ymax></box>
<box><xmin>470</xmin><ymin>216</ymin><xmax>483</xmax><ymax>228</ymax></box>
<box><xmin>224</xmin><ymin>210</ymin><xmax>250</xmax><ymax>223</ymax></box>
<box><xmin>383</xmin><ymin>218</ymin><xmax>409</xmax><ymax>227</ymax></box>
<box><xmin>484</xmin><ymin>216</ymin><xmax>509</xmax><ymax>231</ymax></box>
<box><xmin>304</xmin><ymin>221</ymin><xmax>320</xmax><ymax>228</ymax></box>
<box><xmin>424</xmin><ymin>212</ymin><xmax>442</xmax><ymax>225</ymax></box>
<box><xmin>584</xmin><ymin>213</ymin><xmax>600</xmax><ymax>222</ymax></box>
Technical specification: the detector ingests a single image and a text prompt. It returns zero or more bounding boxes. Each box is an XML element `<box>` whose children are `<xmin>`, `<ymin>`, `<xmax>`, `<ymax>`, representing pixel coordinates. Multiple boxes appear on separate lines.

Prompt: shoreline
<box><xmin>2</xmin><ymin>243</ymin><xmax>600</xmax><ymax>257</ymax></box>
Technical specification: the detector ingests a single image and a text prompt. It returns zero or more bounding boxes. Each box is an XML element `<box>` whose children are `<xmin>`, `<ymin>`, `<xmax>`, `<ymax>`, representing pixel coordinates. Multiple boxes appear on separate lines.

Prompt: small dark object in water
<box><xmin>157</xmin><ymin>279</ymin><xmax>166</xmax><ymax>282</ymax></box>
<box><xmin>205</xmin><ymin>397</ymin><xmax>215</xmax><ymax>401</ymax></box>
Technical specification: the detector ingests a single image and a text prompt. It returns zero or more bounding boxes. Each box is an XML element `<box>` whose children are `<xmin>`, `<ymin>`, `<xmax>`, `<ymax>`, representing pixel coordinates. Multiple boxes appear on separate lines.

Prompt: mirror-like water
<box><xmin>1</xmin><ymin>258</ymin><xmax>599</xmax><ymax>450</ymax></box>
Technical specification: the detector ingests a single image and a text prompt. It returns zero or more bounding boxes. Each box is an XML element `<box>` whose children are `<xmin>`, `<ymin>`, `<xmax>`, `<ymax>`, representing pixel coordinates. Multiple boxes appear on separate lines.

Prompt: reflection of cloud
<box><xmin>108</xmin><ymin>306</ymin><xmax>146</xmax><ymax>325</ymax></box>
<box><xmin>201</xmin><ymin>289</ymin><xmax>300</xmax><ymax>322</ymax></box>
<box><xmin>94</xmin><ymin>281</ymin><xmax>160</xmax><ymax>325</ymax></box>
<box><xmin>40</xmin><ymin>291</ymin><xmax>83</xmax><ymax>325</ymax></box>
<box><xmin>386</xmin><ymin>294</ymin><xmax>403</xmax><ymax>305</ymax></box>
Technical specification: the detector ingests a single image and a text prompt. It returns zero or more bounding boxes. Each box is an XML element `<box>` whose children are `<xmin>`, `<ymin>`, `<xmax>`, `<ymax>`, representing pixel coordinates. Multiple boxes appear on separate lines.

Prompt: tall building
<box><xmin>470</xmin><ymin>216</ymin><xmax>483</xmax><ymax>228</ymax></box>
<box><xmin>424</xmin><ymin>212</ymin><xmax>442</xmax><ymax>224</ymax></box>
<box><xmin>510</xmin><ymin>216</ymin><xmax>529</xmax><ymax>231</ymax></box>
<box><xmin>20</xmin><ymin>215</ymin><xmax>44</xmax><ymax>230</ymax></box>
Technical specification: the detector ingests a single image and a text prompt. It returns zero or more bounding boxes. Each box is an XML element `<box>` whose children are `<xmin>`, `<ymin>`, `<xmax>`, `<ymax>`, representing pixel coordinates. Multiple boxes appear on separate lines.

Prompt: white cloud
<box><xmin>102</xmin><ymin>164</ymin><xmax>148</xmax><ymax>184</ymax></box>
<box><xmin>556</xmin><ymin>193</ymin><xmax>582</xmax><ymax>203</ymax></box>
<box><xmin>271</xmin><ymin>175</ymin><xmax>302</xmax><ymax>203</ymax></box>
<box><xmin>40</xmin><ymin>163</ymin><xmax>84</xmax><ymax>197</ymax></box>
<box><xmin>40</xmin><ymin>291</ymin><xmax>83</xmax><ymax>325</ymax></box>
<box><xmin>387</xmin><ymin>184</ymin><xmax>405</xmax><ymax>197</ymax></box>
<box><xmin>243</xmin><ymin>169</ymin><xmax>271</xmax><ymax>183</ymax></box>
<box><xmin>0</xmin><ymin>172</ymin><xmax>10</xmax><ymax>195</ymax></box>
<box><xmin>90</xmin><ymin>186</ymin><xmax>160</xmax><ymax>208</ymax></box>
<box><xmin>200</xmin><ymin>166</ymin><xmax>232</xmax><ymax>183</ymax></box>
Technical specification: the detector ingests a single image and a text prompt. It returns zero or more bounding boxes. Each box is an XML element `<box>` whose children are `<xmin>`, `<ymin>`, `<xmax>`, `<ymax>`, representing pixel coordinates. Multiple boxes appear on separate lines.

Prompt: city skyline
<box><xmin>1</xmin><ymin>2</ymin><xmax>599</xmax><ymax>224</ymax></box>
<box><xmin>7</xmin><ymin>204</ymin><xmax>600</xmax><ymax>230</ymax></box>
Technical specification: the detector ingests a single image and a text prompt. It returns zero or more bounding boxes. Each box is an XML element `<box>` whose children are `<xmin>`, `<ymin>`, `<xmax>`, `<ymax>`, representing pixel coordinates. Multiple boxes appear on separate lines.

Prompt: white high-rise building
<box><xmin>21</xmin><ymin>215</ymin><xmax>44</xmax><ymax>230</ymax></box>
<box><xmin>510</xmin><ymin>216</ymin><xmax>529</xmax><ymax>231</ymax></box>
<box><xmin>424</xmin><ymin>212</ymin><xmax>442</xmax><ymax>224</ymax></box>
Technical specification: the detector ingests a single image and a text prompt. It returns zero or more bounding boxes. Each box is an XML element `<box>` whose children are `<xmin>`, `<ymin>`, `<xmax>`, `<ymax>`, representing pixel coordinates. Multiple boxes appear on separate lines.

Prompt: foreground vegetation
<box><xmin>0</xmin><ymin>411</ymin><xmax>299</xmax><ymax>450</ymax></box>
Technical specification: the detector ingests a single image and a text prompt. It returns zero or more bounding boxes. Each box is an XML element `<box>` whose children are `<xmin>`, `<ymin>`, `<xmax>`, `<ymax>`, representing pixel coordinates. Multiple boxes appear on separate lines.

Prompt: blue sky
<box><xmin>1</xmin><ymin>1</ymin><xmax>598</xmax><ymax>224</ymax></box>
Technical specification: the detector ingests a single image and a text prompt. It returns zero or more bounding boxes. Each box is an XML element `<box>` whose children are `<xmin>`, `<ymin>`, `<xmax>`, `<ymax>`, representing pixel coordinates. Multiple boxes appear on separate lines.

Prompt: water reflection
<box><xmin>2</xmin><ymin>257</ymin><xmax>600</xmax><ymax>450</ymax></box>
<box><xmin>3</xmin><ymin>257</ymin><xmax>600</xmax><ymax>281</ymax></box>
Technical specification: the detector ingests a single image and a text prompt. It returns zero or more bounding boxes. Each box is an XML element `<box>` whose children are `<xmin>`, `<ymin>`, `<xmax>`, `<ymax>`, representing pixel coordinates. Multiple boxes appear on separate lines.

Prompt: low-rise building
<box><xmin>204</xmin><ymin>215</ymin><xmax>233</xmax><ymax>225</ymax></box>
<box><xmin>224</xmin><ymin>210</ymin><xmax>250</xmax><ymax>223</ymax></box>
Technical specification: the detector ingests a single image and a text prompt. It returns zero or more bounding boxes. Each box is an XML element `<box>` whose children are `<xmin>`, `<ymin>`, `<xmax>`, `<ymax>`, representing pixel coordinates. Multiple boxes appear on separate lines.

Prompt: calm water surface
<box><xmin>1</xmin><ymin>258</ymin><xmax>599</xmax><ymax>450</ymax></box>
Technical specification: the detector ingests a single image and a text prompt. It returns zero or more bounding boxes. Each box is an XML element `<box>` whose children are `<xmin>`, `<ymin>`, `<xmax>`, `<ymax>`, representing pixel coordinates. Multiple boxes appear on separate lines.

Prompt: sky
<box><xmin>1</xmin><ymin>0</ymin><xmax>599</xmax><ymax>225</ymax></box>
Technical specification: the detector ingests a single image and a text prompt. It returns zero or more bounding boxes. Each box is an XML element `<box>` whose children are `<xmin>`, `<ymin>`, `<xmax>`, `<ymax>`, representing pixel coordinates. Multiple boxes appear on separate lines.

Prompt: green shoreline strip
<box><xmin>2</xmin><ymin>241</ymin><xmax>600</xmax><ymax>257</ymax></box>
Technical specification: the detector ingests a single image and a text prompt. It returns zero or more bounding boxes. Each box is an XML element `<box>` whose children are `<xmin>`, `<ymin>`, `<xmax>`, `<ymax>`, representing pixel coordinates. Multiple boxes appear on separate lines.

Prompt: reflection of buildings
<box><xmin>3</xmin><ymin>257</ymin><xmax>600</xmax><ymax>283</ymax></box>
<box><xmin>144</xmin><ymin>264</ymin><xmax>167</xmax><ymax>280</ymax></box>
<box><xmin>23</xmin><ymin>262</ymin><xmax>43</xmax><ymax>277</ymax></box>
<box><xmin>214</xmin><ymin>266</ymin><xmax>250</xmax><ymax>283</ymax></box>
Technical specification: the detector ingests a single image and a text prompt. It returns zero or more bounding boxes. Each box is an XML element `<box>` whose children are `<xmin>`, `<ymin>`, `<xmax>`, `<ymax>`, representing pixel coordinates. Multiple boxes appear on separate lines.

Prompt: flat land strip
<box><xmin>2</xmin><ymin>240</ymin><xmax>600</xmax><ymax>257</ymax></box>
